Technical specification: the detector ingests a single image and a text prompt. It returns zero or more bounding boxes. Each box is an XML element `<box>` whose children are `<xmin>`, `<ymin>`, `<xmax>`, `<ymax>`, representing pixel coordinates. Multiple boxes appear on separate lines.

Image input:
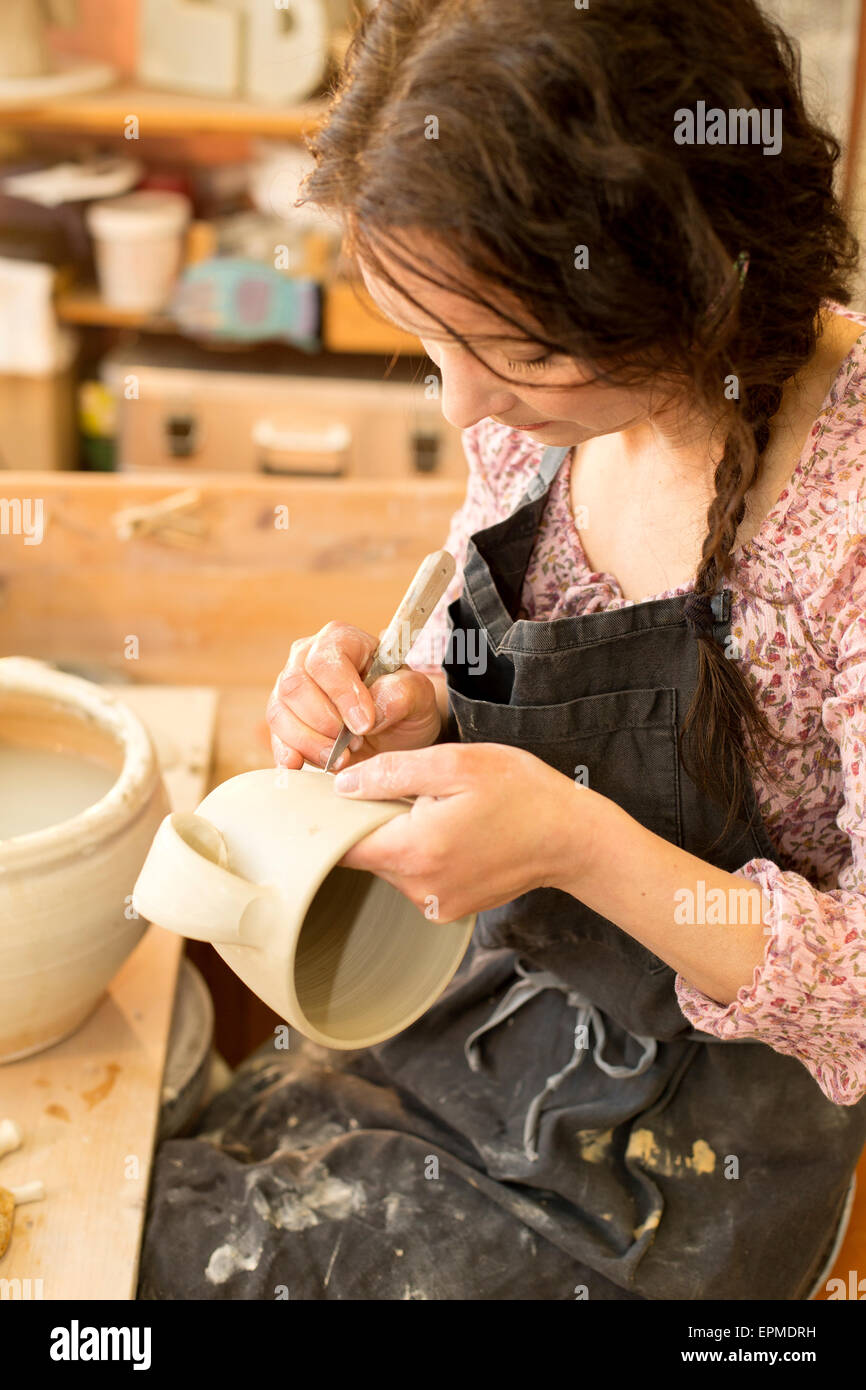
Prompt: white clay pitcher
<box><xmin>132</xmin><ymin>766</ymin><xmax>476</xmax><ymax>1049</ymax></box>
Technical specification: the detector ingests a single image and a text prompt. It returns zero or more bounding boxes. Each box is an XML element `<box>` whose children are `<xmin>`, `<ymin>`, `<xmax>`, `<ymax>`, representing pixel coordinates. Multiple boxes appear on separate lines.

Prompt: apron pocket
<box><xmin>446</xmin><ymin>682</ymin><xmax>683</xmax><ymax>855</ymax></box>
<box><xmin>446</xmin><ymin>683</ymin><xmax>683</xmax><ymax>981</ymax></box>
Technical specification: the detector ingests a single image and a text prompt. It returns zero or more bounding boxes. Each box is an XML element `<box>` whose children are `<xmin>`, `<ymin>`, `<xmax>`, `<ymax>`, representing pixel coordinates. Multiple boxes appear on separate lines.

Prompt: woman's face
<box><xmin>357</xmin><ymin>233</ymin><xmax>687</xmax><ymax>450</ymax></box>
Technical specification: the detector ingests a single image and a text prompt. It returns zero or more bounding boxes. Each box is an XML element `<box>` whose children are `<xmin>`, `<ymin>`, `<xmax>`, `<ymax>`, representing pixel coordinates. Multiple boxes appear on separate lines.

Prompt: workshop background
<box><xmin>1</xmin><ymin>0</ymin><xmax>866</xmax><ymax>1301</ymax></box>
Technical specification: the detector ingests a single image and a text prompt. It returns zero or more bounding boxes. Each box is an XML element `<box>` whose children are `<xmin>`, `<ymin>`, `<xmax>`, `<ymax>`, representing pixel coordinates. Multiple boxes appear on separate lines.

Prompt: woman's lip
<box><xmin>503</xmin><ymin>420</ymin><xmax>553</xmax><ymax>431</ymax></box>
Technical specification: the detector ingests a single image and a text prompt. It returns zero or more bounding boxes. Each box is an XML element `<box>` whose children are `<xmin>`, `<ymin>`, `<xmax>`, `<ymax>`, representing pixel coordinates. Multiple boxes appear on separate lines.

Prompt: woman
<box><xmin>139</xmin><ymin>0</ymin><xmax>866</xmax><ymax>1300</ymax></box>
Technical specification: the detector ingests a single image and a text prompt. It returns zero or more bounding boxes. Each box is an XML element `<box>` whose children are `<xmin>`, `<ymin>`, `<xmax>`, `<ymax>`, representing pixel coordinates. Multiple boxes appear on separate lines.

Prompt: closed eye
<box><xmin>504</xmin><ymin>353</ymin><xmax>555</xmax><ymax>372</ymax></box>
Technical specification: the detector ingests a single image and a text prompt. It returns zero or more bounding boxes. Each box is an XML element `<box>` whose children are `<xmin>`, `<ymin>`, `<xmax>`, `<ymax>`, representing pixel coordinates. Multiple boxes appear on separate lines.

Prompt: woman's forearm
<box><xmin>553</xmin><ymin>786</ymin><xmax>771</xmax><ymax>1006</ymax></box>
<box><xmin>415</xmin><ymin>689</ymin><xmax>768</xmax><ymax>1002</ymax></box>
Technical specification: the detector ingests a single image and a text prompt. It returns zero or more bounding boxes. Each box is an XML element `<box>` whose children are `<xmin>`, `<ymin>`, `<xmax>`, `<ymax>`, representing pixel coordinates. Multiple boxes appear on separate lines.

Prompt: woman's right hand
<box><xmin>266</xmin><ymin>620</ymin><xmax>443</xmax><ymax>772</ymax></box>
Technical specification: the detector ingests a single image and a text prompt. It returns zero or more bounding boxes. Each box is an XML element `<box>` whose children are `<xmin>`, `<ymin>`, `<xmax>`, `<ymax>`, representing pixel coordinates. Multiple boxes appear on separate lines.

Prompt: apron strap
<box><xmin>521</xmin><ymin>445</ymin><xmax>573</xmax><ymax>504</ymax></box>
<box><xmin>464</xmin><ymin>961</ymin><xmax>658</xmax><ymax>1162</ymax></box>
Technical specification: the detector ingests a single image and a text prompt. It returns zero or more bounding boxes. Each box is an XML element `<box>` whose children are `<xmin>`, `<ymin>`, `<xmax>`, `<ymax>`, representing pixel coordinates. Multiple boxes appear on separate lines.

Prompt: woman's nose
<box><xmin>438</xmin><ymin>351</ymin><xmax>520</xmax><ymax>431</ymax></box>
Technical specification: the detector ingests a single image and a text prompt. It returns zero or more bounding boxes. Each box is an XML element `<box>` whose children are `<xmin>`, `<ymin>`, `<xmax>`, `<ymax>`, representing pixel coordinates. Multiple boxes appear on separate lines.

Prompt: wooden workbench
<box><xmin>0</xmin><ymin>467</ymin><xmax>466</xmax><ymax>1298</ymax></box>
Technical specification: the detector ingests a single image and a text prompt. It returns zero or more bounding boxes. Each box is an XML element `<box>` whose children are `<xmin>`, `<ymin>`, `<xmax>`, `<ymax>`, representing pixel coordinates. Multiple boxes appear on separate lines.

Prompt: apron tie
<box><xmin>464</xmin><ymin>961</ymin><xmax>657</xmax><ymax>1162</ymax></box>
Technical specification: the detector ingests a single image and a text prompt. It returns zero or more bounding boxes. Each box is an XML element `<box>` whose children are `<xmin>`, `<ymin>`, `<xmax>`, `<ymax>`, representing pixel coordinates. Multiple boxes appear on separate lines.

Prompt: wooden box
<box><xmin>103</xmin><ymin>355</ymin><xmax>466</xmax><ymax>479</ymax></box>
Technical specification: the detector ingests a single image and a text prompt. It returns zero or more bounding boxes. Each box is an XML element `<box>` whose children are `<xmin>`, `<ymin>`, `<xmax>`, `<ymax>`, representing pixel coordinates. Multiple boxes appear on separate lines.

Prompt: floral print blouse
<box><xmin>406</xmin><ymin>303</ymin><xmax>866</xmax><ymax>1106</ymax></box>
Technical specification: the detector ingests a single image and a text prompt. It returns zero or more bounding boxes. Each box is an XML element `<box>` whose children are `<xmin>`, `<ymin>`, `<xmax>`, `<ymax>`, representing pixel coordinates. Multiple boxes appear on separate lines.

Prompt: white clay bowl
<box><xmin>0</xmin><ymin>657</ymin><xmax>170</xmax><ymax>1062</ymax></box>
<box><xmin>133</xmin><ymin>766</ymin><xmax>476</xmax><ymax>1049</ymax></box>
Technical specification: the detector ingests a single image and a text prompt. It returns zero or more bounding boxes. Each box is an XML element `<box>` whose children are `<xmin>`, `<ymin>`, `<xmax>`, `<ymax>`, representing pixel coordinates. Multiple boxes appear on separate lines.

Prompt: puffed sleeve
<box><xmin>675</xmin><ymin>539</ymin><xmax>866</xmax><ymax>1105</ymax></box>
<box><xmin>405</xmin><ymin>419</ymin><xmax>502</xmax><ymax>674</ymax></box>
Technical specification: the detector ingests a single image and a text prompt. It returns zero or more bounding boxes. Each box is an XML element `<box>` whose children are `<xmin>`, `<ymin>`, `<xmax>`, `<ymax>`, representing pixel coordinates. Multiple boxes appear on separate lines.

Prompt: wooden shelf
<box><xmin>55</xmin><ymin>286</ymin><xmax>173</xmax><ymax>332</ymax></box>
<box><xmin>55</xmin><ymin>280</ymin><xmax>425</xmax><ymax>356</ymax></box>
<box><xmin>0</xmin><ymin>81</ymin><xmax>328</xmax><ymax>137</ymax></box>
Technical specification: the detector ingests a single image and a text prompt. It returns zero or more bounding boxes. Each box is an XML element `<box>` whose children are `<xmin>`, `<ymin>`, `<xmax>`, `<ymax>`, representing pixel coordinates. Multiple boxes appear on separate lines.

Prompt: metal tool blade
<box><xmin>323</xmin><ymin>721</ymin><xmax>354</xmax><ymax>773</ymax></box>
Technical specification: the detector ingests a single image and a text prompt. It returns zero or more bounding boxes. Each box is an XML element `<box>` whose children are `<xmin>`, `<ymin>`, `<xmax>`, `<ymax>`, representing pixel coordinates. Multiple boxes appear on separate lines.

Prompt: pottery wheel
<box><xmin>158</xmin><ymin>958</ymin><xmax>216</xmax><ymax>1142</ymax></box>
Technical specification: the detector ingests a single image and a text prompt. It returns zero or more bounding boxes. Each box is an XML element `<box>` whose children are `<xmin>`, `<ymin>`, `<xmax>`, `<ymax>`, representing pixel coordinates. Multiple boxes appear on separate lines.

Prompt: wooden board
<box><xmin>0</xmin><ymin>685</ymin><xmax>217</xmax><ymax>1301</ymax></box>
<box><xmin>0</xmin><ymin>471</ymin><xmax>466</xmax><ymax>684</ymax></box>
<box><xmin>323</xmin><ymin>281</ymin><xmax>424</xmax><ymax>355</ymax></box>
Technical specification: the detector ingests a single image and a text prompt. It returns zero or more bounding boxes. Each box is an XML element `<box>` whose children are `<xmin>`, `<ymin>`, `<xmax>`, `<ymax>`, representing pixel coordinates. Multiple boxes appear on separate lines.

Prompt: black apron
<box><xmin>138</xmin><ymin>445</ymin><xmax>866</xmax><ymax>1301</ymax></box>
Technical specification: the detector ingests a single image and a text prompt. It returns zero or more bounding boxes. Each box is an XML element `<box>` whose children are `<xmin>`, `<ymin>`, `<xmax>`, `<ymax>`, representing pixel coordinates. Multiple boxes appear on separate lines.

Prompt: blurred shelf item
<box><xmin>54</xmin><ymin>219</ymin><xmax>215</xmax><ymax>330</ymax></box>
<box><xmin>323</xmin><ymin>281</ymin><xmax>423</xmax><ymax>354</ymax></box>
<box><xmin>1</xmin><ymin>154</ymin><xmax>142</xmax><ymax>205</ymax></box>
<box><xmin>0</xmin><ymin>82</ymin><xmax>329</xmax><ymax>137</ymax></box>
<box><xmin>87</xmin><ymin>189</ymin><xmax>192</xmax><ymax>315</ymax></box>
<box><xmin>0</xmin><ymin>367</ymin><xmax>76</xmax><ymax>470</ymax></box>
<box><xmin>0</xmin><ymin>62</ymin><xmax>117</xmax><ymax>107</ymax></box>
<box><xmin>55</xmin><ymin>277</ymin><xmax>422</xmax><ymax>356</ymax></box>
<box><xmin>0</xmin><ymin>256</ymin><xmax>78</xmax><ymax>372</ymax></box>
<box><xmin>185</xmin><ymin>220</ymin><xmax>218</xmax><ymax>265</ymax></box>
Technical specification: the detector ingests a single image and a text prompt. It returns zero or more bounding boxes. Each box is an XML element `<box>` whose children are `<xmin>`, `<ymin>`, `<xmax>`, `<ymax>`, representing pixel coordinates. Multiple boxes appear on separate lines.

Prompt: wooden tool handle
<box><xmin>364</xmin><ymin>549</ymin><xmax>456</xmax><ymax>683</ymax></box>
<box><xmin>322</xmin><ymin>549</ymin><xmax>456</xmax><ymax>773</ymax></box>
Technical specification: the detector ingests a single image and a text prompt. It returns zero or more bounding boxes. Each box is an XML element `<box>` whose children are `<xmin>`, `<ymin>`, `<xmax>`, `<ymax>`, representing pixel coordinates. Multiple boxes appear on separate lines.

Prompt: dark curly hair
<box><xmin>299</xmin><ymin>0</ymin><xmax>859</xmax><ymax>851</ymax></box>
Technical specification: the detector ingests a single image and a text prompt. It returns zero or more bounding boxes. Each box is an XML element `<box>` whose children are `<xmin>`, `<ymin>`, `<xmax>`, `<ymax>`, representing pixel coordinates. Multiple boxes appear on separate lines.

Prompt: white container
<box><xmin>0</xmin><ymin>257</ymin><xmax>78</xmax><ymax>375</ymax></box>
<box><xmin>86</xmin><ymin>190</ymin><xmax>191</xmax><ymax>313</ymax></box>
<box><xmin>0</xmin><ymin>657</ymin><xmax>170</xmax><ymax>1062</ymax></box>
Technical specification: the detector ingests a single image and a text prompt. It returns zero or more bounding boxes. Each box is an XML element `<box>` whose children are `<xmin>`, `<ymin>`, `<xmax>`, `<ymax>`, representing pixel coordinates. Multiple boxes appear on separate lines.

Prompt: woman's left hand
<box><xmin>334</xmin><ymin>741</ymin><xmax>598</xmax><ymax>921</ymax></box>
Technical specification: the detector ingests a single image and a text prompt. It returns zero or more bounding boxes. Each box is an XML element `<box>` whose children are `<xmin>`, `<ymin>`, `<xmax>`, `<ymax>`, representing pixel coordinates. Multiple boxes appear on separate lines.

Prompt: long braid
<box><xmin>679</xmin><ymin>380</ymin><xmax>804</xmax><ymax>855</ymax></box>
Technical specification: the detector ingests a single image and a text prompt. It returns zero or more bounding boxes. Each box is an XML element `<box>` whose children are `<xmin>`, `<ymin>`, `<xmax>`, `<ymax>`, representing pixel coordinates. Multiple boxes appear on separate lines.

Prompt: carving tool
<box><xmin>323</xmin><ymin>548</ymin><xmax>456</xmax><ymax>773</ymax></box>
